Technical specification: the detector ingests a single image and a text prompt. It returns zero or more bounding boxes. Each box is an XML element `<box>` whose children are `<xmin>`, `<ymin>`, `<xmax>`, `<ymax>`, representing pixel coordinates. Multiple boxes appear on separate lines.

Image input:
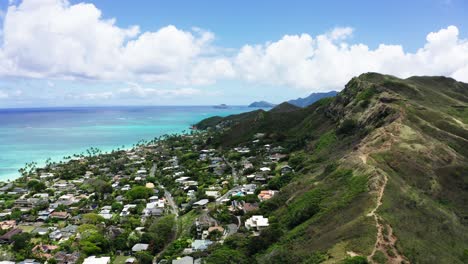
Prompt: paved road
<box><xmin>164</xmin><ymin>189</ymin><xmax>179</xmax><ymax>217</ymax></box>
<box><xmin>223</xmin><ymin>156</ymin><xmax>238</xmax><ymax>185</ymax></box>
<box><xmin>149</xmin><ymin>163</ymin><xmax>157</xmax><ymax>177</ymax></box>
<box><xmin>216</xmin><ymin>185</ymin><xmax>242</xmax><ymax>204</ymax></box>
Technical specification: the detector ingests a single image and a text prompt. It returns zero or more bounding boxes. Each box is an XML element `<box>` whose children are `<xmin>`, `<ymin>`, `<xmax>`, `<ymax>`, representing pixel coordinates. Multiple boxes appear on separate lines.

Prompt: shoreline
<box><xmin>0</xmin><ymin>129</ymin><xmax>188</xmax><ymax>183</ymax></box>
<box><xmin>0</xmin><ymin>105</ymin><xmax>256</xmax><ymax>182</ymax></box>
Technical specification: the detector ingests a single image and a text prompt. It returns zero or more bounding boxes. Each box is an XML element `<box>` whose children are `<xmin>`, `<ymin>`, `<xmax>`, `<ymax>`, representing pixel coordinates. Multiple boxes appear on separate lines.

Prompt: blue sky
<box><xmin>0</xmin><ymin>0</ymin><xmax>467</xmax><ymax>107</ymax></box>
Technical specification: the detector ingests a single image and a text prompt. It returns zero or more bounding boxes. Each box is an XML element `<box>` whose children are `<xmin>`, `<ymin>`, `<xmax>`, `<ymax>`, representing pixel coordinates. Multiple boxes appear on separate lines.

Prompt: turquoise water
<box><xmin>0</xmin><ymin>106</ymin><xmax>255</xmax><ymax>181</ymax></box>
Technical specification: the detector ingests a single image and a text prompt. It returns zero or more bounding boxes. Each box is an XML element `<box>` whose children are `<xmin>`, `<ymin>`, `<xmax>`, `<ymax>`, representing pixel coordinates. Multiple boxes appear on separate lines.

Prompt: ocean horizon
<box><xmin>0</xmin><ymin>105</ymin><xmax>257</xmax><ymax>181</ymax></box>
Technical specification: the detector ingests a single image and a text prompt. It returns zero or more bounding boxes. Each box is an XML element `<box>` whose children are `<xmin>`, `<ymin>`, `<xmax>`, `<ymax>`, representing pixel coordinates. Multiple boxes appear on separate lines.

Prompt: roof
<box><xmin>131</xmin><ymin>243</ymin><xmax>149</xmax><ymax>252</ymax></box>
<box><xmin>193</xmin><ymin>199</ymin><xmax>209</xmax><ymax>206</ymax></box>
<box><xmin>191</xmin><ymin>239</ymin><xmax>213</xmax><ymax>250</ymax></box>
<box><xmin>172</xmin><ymin>256</ymin><xmax>194</xmax><ymax>264</ymax></box>
<box><xmin>83</xmin><ymin>256</ymin><xmax>110</xmax><ymax>264</ymax></box>
<box><xmin>0</xmin><ymin>228</ymin><xmax>22</xmax><ymax>241</ymax></box>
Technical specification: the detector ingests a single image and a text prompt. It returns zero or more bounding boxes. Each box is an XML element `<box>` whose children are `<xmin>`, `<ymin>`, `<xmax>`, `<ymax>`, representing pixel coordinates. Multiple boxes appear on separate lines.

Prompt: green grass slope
<box><xmin>198</xmin><ymin>73</ymin><xmax>468</xmax><ymax>264</ymax></box>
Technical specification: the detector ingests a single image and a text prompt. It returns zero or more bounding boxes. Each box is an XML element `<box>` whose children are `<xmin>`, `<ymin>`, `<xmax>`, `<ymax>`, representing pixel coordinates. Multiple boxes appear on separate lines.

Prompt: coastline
<box><xmin>0</xmin><ymin>105</ymin><xmax>255</xmax><ymax>182</ymax></box>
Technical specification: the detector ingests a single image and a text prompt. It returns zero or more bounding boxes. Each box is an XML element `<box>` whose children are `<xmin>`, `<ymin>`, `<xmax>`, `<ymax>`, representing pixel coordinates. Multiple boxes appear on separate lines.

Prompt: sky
<box><xmin>0</xmin><ymin>0</ymin><xmax>467</xmax><ymax>107</ymax></box>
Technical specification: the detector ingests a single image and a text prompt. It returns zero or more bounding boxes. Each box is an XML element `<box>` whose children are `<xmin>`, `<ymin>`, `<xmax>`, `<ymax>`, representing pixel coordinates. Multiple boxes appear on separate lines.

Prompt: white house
<box><xmin>83</xmin><ymin>256</ymin><xmax>110</xmax><ymax>264</ymax></box>
<box><xmin>245</xmin><ymin>215</ymin><xmax>269</xmax><ymax>231</ymax></box>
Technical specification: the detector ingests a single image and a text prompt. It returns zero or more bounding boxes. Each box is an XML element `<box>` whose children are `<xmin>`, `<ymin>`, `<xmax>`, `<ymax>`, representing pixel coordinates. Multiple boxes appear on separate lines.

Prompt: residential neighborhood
<box><xmin>0</xmin><ymin>128</ymin><xmax>294</xmax><ymax>264</ymax></box>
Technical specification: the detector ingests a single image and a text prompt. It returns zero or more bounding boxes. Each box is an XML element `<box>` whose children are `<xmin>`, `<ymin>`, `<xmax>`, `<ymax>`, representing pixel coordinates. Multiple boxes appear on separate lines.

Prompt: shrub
<box><xmin>337</xmin><ymin>119</ymin><xmax>357</xmax><ymax>135</ymax></box>
<box><xmin>342</xmin><ymin>256</ymin><xmax>369</xmax><ymax>264</ymax></box>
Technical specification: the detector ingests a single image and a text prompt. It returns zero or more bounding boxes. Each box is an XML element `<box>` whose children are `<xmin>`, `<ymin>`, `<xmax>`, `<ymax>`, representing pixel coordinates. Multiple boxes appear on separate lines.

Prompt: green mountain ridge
<box><xmin>196</xmin><ymin>73</ymin><xmax>468</xmax><ymax>263</ymax></box>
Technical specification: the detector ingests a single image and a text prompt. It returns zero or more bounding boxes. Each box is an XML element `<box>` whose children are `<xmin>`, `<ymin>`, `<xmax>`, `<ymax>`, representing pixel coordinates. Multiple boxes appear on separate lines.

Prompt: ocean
<box><xmin>0</xmin><ymin>105</ymin><xmax>256</xmax><ymax>181</ymax></box>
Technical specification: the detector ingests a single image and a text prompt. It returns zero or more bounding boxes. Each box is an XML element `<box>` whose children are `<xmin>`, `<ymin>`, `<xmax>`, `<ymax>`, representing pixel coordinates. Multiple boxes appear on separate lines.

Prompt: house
<box><xmin>193</xmin><ymin>199</ymin><xmax>209</xmax><ymax>208</ymax></box>
<box><xmin>143</xmin><ymin>207</ymin><xmax>163</xmax><ymax>217</ymax></box>
<box><xmin>269</xmin><ymin>153</ymin><xmax>286</xmax><ymax>162</ymax></box>
<box><xmin>32</xmin><ymin>244</ymin><xmax>59</xmax><ymax>258</ymax></box>
<box><xmin>120</xmin><ymin>204</ymin><xmax>137</xmax><ymax>217</ymax></box>
<box><xmin>107</xmin><ymin>226</ymin><xmax>124</xmax><ymax>239</ymax></box>
<box><xmin>280</xmin><ymin>165</ymin><xmax>294</xmax><ymax>175</ymax></box>
<box><xmin>125</xmin><ymin>257</ymin><xmax>136</xmax><ymax>264</ymax></box>
<box><xmin>40</xmin><ymin>172</ymin><xmax>54</xmax><ymax>179</ymax></box>
<box><xmin>83</xmin><ymin>256</ymin><xmax>110</xmax><ymax>264</ymax></box>
<box><xmin>205</xmin><ymin>190</ymin><xmax>220</xmax><ymax>198</ymax></box>
<box><xmin>175</xmin><ymin>177</ymin><xmax>190</xmax><ymax>183</ymax></box>
<box><xmin>191</xmin><ymin>239</ymin><xmax>213</xmax><ymax>251</ymax></box>
<box><xmin>50</xmin><ymin>211</ymin><xmax>70</xmax><ymax>220</ymax></box>
<box><xmin>131</xmin><ymin>243</ymin><xmax>149</xmax><ymax>252</ymax></box>
<box><xmin>14</xmin><ymin>199</ymin><xmax>34</xmax><ymax>209</ymax></box>
<box><xmin>32</xmin><ymin>227</ymin><xmax>49</xmax><ymax>236</ymax></box>
<box><xmin>258</xmin><ymin>190</ymin><xmax>279</xmax><ymax>201</ymax></box>
<box><xmin>60</xmin><ymin>225</ymin><xmax>78</xmax><ymax>238</ymax></box>
<box><xmin>99</xmin><ymin>206</ymin><xmax>113</xmax><ymax>220</ymax></box>
<box><xmin>57</xmin><ymin>194</ymin><xmax>75</xmax><ymax>206</ymax></box>
<box><xmin>149</xmin><ymin>196</ymin><xmax>159</xmax><ymax>203</ymax></box>
<box><xmin>243</xmin><ymin>202</ymin><xmax>259</xmax><ymax>213</ymax></box>
<box><xmin>49</xmin><ymin>230</ymin><xmax>62</xmax><ymax>241</ymax></box>
<box><xmin>54</xmin><ymin>251</ymin><xmax>80</xmax><ymax>264</ymax></box>
<box><xmin>37</xmin><ymin>209</ymin><xmax>53</xmax><ymax>221</ymax></box>
<box><xmin>242</xmin><ymin>184</ymin><xmax>257</xmax><ymax>195</ymax></box>
<box><xmin>254</xmin><ymin>176</ymin><xmax>267</xmax><ymax>183</ymax></box>
<box><xmin>17</xmin><ymin>260</ymin><xmax>41</xmax><ymax>264</ymax></box>
<box><xmin>0</xmin><ymin>220</ymin><xmax>16</xmax><ymax>230</ymax></box>
<box><xmin>33</xmin><ymin>193</ymin><xmax>49</xmax><ymax>200</ymax></box>
<box><xmin>53</xmin><ymin>182</ymin><xmax>74</xmax><ymax>192</ymax></box>
<box><xmin>208</xmin><ymin>226</ymin><xmax>224</xmax><ymax>234</ymax></box>
<box><xmin>0</xmin><ymin>228</ymin><xmax>22</xmax><ymax>244</ymax></box>
<box><xmin>136</xmin><ymin>169</ymin><xmax>147</xmax><ymax>175</ymax></box>
<box><xmin>172</xmin><ymin>256</ymin><xmax>194</xmax><ymax>264</ymax></box>
<box><xmin>245</xmin><ymin>215</ymin><xmax>269</xmax><ymax>231</ymax></box>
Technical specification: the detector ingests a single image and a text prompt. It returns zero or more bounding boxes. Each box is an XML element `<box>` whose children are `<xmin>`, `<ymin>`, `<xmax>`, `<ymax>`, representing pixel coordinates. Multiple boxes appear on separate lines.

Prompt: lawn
<box><xmin>113</xmin><ymin>255</ymin><xmax>132</xmax><ymax>264</ymax></box>
<box><xmin>17</xmin><ymin>225</ymin><xmax>35</xmax><ymax>233</ymax></box>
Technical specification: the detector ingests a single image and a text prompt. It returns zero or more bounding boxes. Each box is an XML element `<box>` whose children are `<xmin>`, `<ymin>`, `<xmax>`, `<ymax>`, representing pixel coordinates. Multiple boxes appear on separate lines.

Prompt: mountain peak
<box><xmin>269</xmin><ymin>102</ymin><xmax>301</xmax><ymax>113</ymax></box>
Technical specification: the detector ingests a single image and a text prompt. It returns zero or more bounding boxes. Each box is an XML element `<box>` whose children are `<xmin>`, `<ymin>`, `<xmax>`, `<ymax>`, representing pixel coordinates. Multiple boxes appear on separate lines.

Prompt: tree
<box><xmin>12</xmin><ymin>232</ymin><xmax>31</xmax><ymax>251</ymax></box>
<box><xmin>148</xmin><ymin>215</ymin><xmax>175</xmax><ymax>253</ymax></box>
<box><xmin>27</xmin><ymin>180</ymin><xmax>47</xmax><ymax>192</ymax></box>
<box><xmin>135</xmin><ymin>251</ymin><xmax>153</xmax><ymax>264</ymax></box>
<box><xmin>111</xmin><ymin>202</ymin><xmax>124</xmax><ymax>212</ymax></box>
<box><xmin>112</xmin><ymin>233</ymin><xmax>129</xmax><ymax>250</ymax></box>
<box><xmin>205</xmin><ymin>247</ymin><xmax>249</xmax><ymax>264</ymax></box>
<box><xmin>82</xmin><ymin>213</ymin><xmax>105</xmax><ymax>225</ymax></box>
<box><xmin>126</xmin><ymin>186</ymin><xmax>153</xmax><ymax>201</ymax></box>
<box><xmin>79</xmin><ymin>231</ymin><xmax>109</xmax><ymax>255</ymax></box>
<box><xmin>10</xmin><ymin>209</ymin><xmax>22</xmax><ymax>221</ymax></box>
<box><xmin>337</xmin><ymin>119</ymin><xmax>357</xmax><ymax>135</ymax></box>
<box><xmin>342</xmin><ymin>256</ymin><xmax>369</xmax><ymax>264</ymax></box>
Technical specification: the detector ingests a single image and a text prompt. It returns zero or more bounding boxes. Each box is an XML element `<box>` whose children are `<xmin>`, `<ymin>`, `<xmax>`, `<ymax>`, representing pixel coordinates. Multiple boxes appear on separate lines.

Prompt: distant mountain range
<box><xmin>287</xmin><ymin>90</ymin><xmax>338</xmax><ymax>107</ymax></box>
<box><xmin>248</xmin><ymin>101</ymin><xmax>276</xmax><ymax>108</ymax></box>
<box><xmin>248</xmin><ymin>91</ymin><xmax>338</xmax><ymax>108</ymax></box>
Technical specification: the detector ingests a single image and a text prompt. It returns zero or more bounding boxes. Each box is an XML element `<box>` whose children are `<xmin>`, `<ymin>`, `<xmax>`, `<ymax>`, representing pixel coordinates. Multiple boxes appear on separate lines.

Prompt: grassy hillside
<box><xmin>198</xmin><ymin>73</ymin><xmax>468</xmax><ymax>264</ymax></box>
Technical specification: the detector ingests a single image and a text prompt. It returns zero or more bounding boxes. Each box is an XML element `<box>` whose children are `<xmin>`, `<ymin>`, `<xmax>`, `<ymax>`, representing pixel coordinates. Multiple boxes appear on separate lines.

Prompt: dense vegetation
<box><xmin>196</xmin><ymin>73</ymin><xmax>468</xmax><ymax>263</ymax></box>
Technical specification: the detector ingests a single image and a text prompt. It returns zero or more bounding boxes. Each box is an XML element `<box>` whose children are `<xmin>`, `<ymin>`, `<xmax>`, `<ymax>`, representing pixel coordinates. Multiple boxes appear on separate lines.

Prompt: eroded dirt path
<box><xmin>355</xmin><ymin>122</ymin><xmax>409</xmax><ymax>263</ymax></box>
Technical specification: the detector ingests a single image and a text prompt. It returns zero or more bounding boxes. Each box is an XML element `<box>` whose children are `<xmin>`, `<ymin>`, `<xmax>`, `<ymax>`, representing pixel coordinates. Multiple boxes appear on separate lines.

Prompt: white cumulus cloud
<box><xmin>0</xmin><ymin>0</ymin><xmax>231</xmax><ymax>85</ymax></box>
<box><xmin>0</xmin><ymin>0</ymin><xmax>467</xmax><ymax>94</ymax></box>
<box><xmin>234</xmin><ymin>25</ymin><xmax>468</xmax><ymax>90</ymax></box>
<box><xmin>0</xmin><ymin>90</ymin><xmax>8</xmax><ymax>99</ymax></box>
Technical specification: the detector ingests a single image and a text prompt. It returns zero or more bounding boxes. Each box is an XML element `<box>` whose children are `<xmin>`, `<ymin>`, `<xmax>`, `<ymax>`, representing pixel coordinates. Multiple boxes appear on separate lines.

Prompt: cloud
<box><xmin>234</xmin><ymin>25</ymin><xmax>468</xmax><ymax>90</ymax></box>
<box><xmin>0</xmin><ymin>0</ymin><xmax>467</xmax><ymax>93</ymax></box>
<box><xmin>118</xmin><ymin>83</ymin><xmax>201</xmax><ymax>98</ymax></box>
<box><xmin>0</xmin><ymin>90</ymin><xmax>8</xmax><ymax>99</ymax></box>
<box><xmin>76</xmin><ymin>83</ymin><xmax>202</xmax><ymax>101</ymax></box>
<box><xmin>0</xmin><ymin>0</ymin><xmax>229</xmax><ymax>85</ymax></box>
<box><xmin>0</xmin><ymin>89</ymin><xmax>22</xmax><ymax>99</ymax></box>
